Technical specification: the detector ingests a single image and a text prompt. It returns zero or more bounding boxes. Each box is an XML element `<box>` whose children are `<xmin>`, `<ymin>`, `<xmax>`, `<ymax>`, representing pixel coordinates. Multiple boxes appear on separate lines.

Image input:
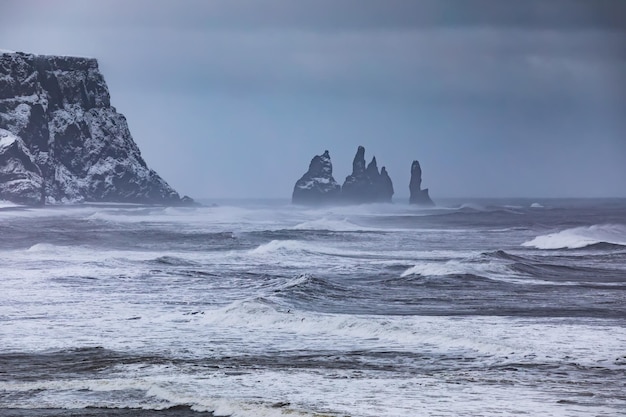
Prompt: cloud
<box><xmin>3</xmin><ymin>0</ymin><xmax>625</xmax><ymax>31</ymax></box>
<box><xmin>2</xmin><ymin>1</ymin><xmax>624</xmax><ymax>101</ymax></box>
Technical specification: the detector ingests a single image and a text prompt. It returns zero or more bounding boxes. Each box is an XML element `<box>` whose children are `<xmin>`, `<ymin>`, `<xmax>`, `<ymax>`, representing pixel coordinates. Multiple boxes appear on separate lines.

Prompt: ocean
<box><xmin>1</xmin><ymin>198</ymin><xmax>625</xmax><ymax>417</ymax></box>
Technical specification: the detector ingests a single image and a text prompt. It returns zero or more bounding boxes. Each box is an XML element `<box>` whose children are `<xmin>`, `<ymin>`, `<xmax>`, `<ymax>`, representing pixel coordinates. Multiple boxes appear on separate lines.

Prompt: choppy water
<box><xmin>1</xmin><ymin>199</ymin><xmax>625</xmax><ymax>417</ymax></box>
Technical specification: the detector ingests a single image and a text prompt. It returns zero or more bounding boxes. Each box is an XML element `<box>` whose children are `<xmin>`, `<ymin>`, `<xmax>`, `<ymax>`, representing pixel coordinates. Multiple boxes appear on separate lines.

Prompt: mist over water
<box><xmin>1</xmin><ymin>198</ymin><xmax>625</xmax><ymax>417</ymax></box>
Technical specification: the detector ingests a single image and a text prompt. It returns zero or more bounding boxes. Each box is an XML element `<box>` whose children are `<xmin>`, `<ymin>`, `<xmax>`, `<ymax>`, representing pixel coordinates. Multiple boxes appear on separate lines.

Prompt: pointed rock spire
<box><xmin>352</xmin><ymin>145</ymin><xmax>366</xmax><ymax>175</ymax></box>
<box><xmin>342</xmin><ymin>146</ymin><xmax>393</xmax><ymax>203</ymax></box>
<box><xmin>409</xmin><ymin>160</ymin><xmax>434</xmax><ymax>206</ymax></box>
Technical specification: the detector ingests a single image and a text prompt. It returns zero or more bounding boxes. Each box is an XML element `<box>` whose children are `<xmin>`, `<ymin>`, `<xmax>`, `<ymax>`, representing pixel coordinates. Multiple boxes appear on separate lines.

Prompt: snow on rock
<box><xmin>292</xmin><ymin>146</ymin><xmax>395</xmax><ymax>205</ymax></box>
<box><xmin>292</xmin><ymin>150</ymin><xmax>341</xmax><ymax>205</ymax></box>
<box><xmin>0</xmin><ymin>51</ymin><xmax>189</xmax><ymax>205</ymax></box>
<box><xmin>0</xmin><ymin>128</ymin><xmax>44</xmax><ymax>205</ymax></box>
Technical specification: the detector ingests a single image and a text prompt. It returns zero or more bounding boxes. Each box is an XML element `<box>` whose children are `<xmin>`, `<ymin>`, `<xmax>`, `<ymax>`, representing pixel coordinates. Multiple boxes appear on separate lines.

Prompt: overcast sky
<box><xmin>1</xmin><ymin>0</ymin><xmax>625</xmax><ymax>199</ymax></box>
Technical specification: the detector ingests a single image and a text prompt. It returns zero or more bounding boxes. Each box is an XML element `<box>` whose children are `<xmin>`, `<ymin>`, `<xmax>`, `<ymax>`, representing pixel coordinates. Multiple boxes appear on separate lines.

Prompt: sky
<box><xmin>1</xmin><ymin>0</ymin><xmax>625</xmax><ymax>199</ymax></box>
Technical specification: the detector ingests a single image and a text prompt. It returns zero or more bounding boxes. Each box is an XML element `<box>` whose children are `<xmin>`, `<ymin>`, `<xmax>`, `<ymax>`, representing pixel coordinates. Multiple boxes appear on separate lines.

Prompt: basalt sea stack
<box><xmin>292</xmin><ymin>150</ymin><xmax>341</xmax><ymax>205</ymax></box>
<box><xmin>0</xmin><ymin>51</ymin><xmax>189</xmax><ymax>205</ymax></box>
<box><xmin>409</xmin><ymin>160</ymin><xmax>434</xmax><ymax>206</ymax></box>
<box><xmin>342</xmin><ymin>146</ymin><xmax>393</xmax><ymax>203</ymax></box>
<box><xmin>292</xmin><ymin>146</ymin><xmax>394</xmax><ymax>205</ymax></box>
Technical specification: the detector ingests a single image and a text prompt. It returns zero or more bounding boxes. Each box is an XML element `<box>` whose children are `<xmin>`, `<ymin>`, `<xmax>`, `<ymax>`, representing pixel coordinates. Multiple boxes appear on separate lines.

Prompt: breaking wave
<box><xmin>522</xmin><ymin>224</ymin><xmax>626</xmax><ymax>249</ymax></box>
<box><xmin>250</xmin><ymin>240</ymin><xmax>309</xmax><ymax>255</ymax></box>
<box><xmin>400</xmin><ymin>259</ymin><xmax>513</xmax><ymax>279</ymax></box>
<box><xmin>291</xmin><ymin>218</ymin><xmax>375</xmax><ymax>232</ymax></box>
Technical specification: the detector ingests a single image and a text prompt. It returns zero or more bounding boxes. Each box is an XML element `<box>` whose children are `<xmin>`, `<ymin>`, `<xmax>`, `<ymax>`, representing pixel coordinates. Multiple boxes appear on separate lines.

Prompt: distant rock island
<box><xmin>0</xmin><ymin>51</ymin><xmax>191</xmax><ymax>206</ymax></box>
<box><xmin>293</xmin><ymin>146</ymin><xmax>397</xmax><ymax>205</ymax></box>
<box><xmin>342</xmin><ymin>146</ymin><xmax>394</xmax><ymax>203</ymax></box>
<box><xmin>409</xmin><ymin>160</ymin><xmax>434</xmax><ymax>206</ymax></box>
<box><xmin>292</xmin><ymin>150</ymin><xmax>341</xmax><ymax>204</ymax></box>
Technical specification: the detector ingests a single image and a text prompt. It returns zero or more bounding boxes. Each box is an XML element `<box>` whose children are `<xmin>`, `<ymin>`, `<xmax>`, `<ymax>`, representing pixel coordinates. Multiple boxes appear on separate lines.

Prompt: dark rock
<box><xmin>179</xmin><ymin>195</ymin><xmax>198</xmax><ymax>206</ymax></box>
<box><xmin>0</xmin><ymin>51</ymin><xmax>187</xmax><ymax>206</ymax></box>
<box><xmin>379</xmin><ymin>166</ymin><xmax>394</xmax><ymax>202</ymax></box>
<box><xmin>292</xmin><ymin>150</ymin><xmax>341</xmax><ymax>205</ymax></box>
<box><xmin>0</xmin><ymin>129</ymin><xmax>44</xmax><ymax>205</ymax></box>
<box><xmin>409</xmin><ymin>160</ymin><xmax>434</xmax><ymax>206</ymax></box>
<box><xmin>341</xmin><ymin>146</ymin><xmax>393</xmax><ymax>203</ymax></box>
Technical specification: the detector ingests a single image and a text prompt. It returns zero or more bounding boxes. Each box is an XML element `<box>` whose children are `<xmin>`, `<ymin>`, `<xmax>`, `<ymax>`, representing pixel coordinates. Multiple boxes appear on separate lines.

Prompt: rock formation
<box><xmin>0</xmin><ymin>129</ymin><xmax>45</xmax><ymax>205</ymax></box>
<box><xmin>409</xmin><ymin>160</ymin><xmax>434</xmax><ymax>206</ymax></box>
<box><xmin>342</xmin><ymin>146</ymin><xmax>394</xmax><ymax>203</ymax></box>
<box><xmin>292</xmin><ymin>150</ymin><xmax>341</xmax><ymax>204</ymax></box>
<box><xmin>0</xmin><ymin>51</ymin><xmax>190</xmax><ymax>205</ymax></box>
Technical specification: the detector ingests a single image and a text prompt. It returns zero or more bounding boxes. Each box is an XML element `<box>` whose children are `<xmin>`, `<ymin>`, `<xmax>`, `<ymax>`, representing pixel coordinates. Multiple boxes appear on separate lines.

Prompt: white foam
<box><xmin>0</xmin><ymin>199</ymin><xmax>20</xmax><ymax>208</ymax></box>
<box><xmin>2</xmin><ymin>202</ymin><xmax>625</xmax><ymax>416</ymax></box>
<box><xmin>0</xmin><ymin>129</ymin><xmax>17</xmax><ymax>149</ymax></box>
<box><xmin>530</xmin><ymin>202</ymin><xmax>544</xmax><ymax>208</ymax></box>
<box><xmin>458</xmin><ymin>203</ymin><xmax>486</xmax><ymax>211</ymax></box>
<box><xmin>400</xmin><ymin>258</ymin><xmax>514</xmax><ymax>279</ymax></box>
<box><xmin>522</xmin><ymin>224</ymin><xmax>626</xmax><ymax>249</ymax></box>
<box><xmin>250</xmin><ymin>240</ymin><xmax>307</xmax><ymax>255</ymax></box>
<box><xmin>292</xmin><ymin>217</ymin><xmax>374</xmax><ymax>232</ymax></box>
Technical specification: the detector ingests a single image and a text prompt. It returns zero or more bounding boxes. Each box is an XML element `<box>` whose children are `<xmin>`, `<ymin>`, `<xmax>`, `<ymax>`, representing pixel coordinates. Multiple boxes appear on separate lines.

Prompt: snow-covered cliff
<box><xmin>0</xmin><ymin>51</ymin><xmax>187</xmax><ymax>205</ymax></box>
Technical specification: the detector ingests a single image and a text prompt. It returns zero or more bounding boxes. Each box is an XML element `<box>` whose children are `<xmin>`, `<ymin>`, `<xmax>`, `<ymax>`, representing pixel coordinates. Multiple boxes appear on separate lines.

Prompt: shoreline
<box><xmin>0</xmin><ymin>406</ymin><xmax>217</xmax><ymax>417</ymax></box>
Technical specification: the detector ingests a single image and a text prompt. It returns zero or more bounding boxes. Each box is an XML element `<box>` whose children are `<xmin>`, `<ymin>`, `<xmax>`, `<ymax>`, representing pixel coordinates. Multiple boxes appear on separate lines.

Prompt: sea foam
<box><xmin>522</xmin><ymin>224</ymin><xmax>626</xmax><ymax>249</ymax></box>
<box><xmin>292</xmin><ymin>217</ymin><xmax>373</xmax><ymax>232</ymax></box>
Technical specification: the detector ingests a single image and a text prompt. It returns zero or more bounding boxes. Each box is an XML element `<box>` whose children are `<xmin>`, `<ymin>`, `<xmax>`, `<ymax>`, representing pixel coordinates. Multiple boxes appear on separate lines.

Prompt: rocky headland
<box><xmin>0</xmin><ymin>51</ymin><xmax>191</xmax><ymax>206</ymax></box>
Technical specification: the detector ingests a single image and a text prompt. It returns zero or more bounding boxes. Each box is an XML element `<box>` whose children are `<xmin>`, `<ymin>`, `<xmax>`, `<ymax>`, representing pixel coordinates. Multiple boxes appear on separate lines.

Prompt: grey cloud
<box><xmin>91</xmin><ymin>28</ymin><xmax>623</xmax><ymax>108</ymax></box>
<box><xmin>1</xmin><ymin>0</ymin><xmax>625</xmax><ymax>32</ymax></box>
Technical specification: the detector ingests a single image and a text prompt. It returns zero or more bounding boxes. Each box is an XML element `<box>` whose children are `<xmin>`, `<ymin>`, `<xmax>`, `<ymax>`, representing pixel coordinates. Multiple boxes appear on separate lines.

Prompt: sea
<box><xmin>1</xmin><ymin>198</ymin><xmax>625</xmax><ymax>417</ymax></box>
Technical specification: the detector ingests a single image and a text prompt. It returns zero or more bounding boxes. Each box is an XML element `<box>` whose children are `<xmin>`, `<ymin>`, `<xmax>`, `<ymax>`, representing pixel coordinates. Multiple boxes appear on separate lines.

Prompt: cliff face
<box><xmin>0</xmin><ymin>52</ymin><xmax>184</xmax><ymax>205</ymax></box>
<box><xmin>409</xmin><ymin>160</ymin><xmax>434</xmax><ymax>206</ymax></box>
<box><xmin>292</xmin><ymin>150</ymin><xmax>341</xmax><ymax>205</ymax></box>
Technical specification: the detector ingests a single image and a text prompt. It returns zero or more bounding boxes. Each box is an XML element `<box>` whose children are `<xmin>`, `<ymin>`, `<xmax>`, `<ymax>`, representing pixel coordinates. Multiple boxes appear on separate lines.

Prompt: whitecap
<box><xmin>291</xmin><ymin>217</ymin><xmax>374</xmax><ymax>232</ymax></box>
<box><xmin>400</xmin><ymin>259</ymin><xmax>512</xmax><ymax>279</ymax></box>
<box><xmin>522</xmin><ymin>224</ymin><xmax>626</xmax><ymax>249</ymax></box>
<box><xmin>250</xmin><ymin>240</ymin><xmax>307</xmax><ymax>255</ymax></box>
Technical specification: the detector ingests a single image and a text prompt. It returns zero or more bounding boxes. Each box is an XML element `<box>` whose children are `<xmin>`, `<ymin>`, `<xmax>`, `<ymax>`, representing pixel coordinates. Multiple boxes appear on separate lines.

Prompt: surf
<box><xmin>522</xmin><ymin>224</ymin><xmax>626</xmax><ymax>249</ymax></box>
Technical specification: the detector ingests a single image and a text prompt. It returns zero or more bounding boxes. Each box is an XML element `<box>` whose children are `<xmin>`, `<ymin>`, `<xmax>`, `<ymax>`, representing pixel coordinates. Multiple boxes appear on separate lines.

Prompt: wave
<box><xmin>400</xmin><ymin>258</ymin><xmax>512</xmax><ymax>279</ymax></box>
<box><xmin>152</xmin><ymin>256</ymin><xmax>200</xmax><ymax>267</ymax></box>
<box><xmin>26</xmin><ymin>242</ymin><xmax>62</xmax><ymax>252</ymax></box>
<box><xmin>398</xmin><ymin>250</ymin><xmax>605</xmax><ymax>286</ymax></box>
<box><xmin>522</xmin><ymin>224</ymin><xmax>626</xmax><ymax>249</ymax></box>
<box><xmin>291</xmin><ymin>217</ymin><xmax>375</xmax><ymax>232</ymax></box>
<box><xmin>249</xmin><ymin>240</ymin><xmax>309</xmax><ymax>255</ymax></box>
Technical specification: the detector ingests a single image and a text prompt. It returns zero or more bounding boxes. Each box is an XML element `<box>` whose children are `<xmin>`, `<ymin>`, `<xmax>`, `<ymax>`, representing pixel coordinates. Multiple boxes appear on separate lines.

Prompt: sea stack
<box><xmin>292</xmin><ymin>146</ymin><xmax>395</xmax><ymax>205</ymax></box>
<box><xmin>0</xmin><ymin>51</ymin><xmax>190</xmax><ymax>205</ymax></box>
<box><xmin>341</xmin><ymin>146</ymin><xmax>394</xmax><ymax>203</ymax></box>
<box><xmin>409</xmin><ymin>160</ymin><xmax>434</xmax><ymax>206</ymax></box>
<box><xmin>292</xmin><ymin>150</ymin><xmax>341</xmax><ymax>205</ymax></box>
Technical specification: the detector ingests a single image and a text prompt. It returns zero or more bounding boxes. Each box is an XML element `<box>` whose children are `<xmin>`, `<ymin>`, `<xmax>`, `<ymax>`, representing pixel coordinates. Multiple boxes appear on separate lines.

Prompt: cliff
<box><xmin>0</xmin><ymin>51</ymin><xmax>188</xmax><ymax>205</ymax></box>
